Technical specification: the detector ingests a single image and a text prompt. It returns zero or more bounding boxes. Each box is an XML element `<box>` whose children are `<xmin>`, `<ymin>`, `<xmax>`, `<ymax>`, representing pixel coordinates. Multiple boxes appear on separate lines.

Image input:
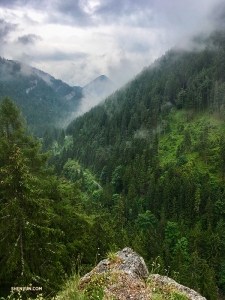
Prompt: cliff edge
<box><xmin>79</xmin><ymin>247</ymin><xmax>206</xmax><ymax>300</ymax></box>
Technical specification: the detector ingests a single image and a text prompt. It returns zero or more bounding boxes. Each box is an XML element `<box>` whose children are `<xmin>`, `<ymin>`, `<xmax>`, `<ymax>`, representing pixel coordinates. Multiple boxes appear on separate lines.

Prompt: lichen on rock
<box><xmin>79</xmin><ymin>247</ymin><xmax>206</xmax><ymax>300</ymax></box>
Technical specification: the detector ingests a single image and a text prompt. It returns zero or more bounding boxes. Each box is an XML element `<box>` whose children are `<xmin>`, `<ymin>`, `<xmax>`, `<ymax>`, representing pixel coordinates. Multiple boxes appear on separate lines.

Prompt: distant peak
<box><xmin>92</xmin><ymin>75</ymin><xmax>108</xmax><ymax>83</ymax></box>
<box><xmin>83</xmin><ymin>75</ymin><xmax>112</xmax><ymax>87</ymax></box>
<box><xmin>82</xmin><ymin>75</ymin><xmax>115</xmax><ymax>100</ymax></box>
<box><xmin>98</xmin><ymin>75</ymin><xmax>108</xmax><ymax>80</ymax></box>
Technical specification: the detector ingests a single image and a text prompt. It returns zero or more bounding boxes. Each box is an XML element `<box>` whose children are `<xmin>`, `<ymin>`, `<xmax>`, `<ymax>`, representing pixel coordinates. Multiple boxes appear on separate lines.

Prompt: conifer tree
<box><xmin>0</xmin><ymin>97</ymin><xmax>62</xmax><ymax>289</ymax></box>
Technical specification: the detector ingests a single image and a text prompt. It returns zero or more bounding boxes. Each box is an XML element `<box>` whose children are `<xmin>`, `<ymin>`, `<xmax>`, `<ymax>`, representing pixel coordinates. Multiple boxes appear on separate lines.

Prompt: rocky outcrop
<box><xmin>79</xmin><ymin>247</ymin><xmax>207</xmax><ymax>300</ymax></box>
<box><xmin>150</xmin><ymin>274</ymin><xmax>206</xmax><ymax>300</ymax></box>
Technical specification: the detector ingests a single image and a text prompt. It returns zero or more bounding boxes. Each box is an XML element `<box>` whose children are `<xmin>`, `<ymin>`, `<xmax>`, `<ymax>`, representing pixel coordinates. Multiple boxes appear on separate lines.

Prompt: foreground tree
<box><xmin>0</xmin><ymin>97</ymin><xmax>63</xmax><ymax>290</ymax></box>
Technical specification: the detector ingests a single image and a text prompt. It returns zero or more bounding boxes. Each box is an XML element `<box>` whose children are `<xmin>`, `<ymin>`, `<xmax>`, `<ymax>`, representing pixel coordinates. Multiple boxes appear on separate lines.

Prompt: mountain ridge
<box><xmin>53</xmin><ymin>29</ymin><xmax>225</xmax><ymax>299</ymax></box>
<box><xmin>0</xmin><ymin>57</ymin><xmax>116</xmax><ymax>136</ymax></box>
<box><xmin>0</xmin><ymin>57</ymin><xmax>83</xmax><ymax>136</ymax></box>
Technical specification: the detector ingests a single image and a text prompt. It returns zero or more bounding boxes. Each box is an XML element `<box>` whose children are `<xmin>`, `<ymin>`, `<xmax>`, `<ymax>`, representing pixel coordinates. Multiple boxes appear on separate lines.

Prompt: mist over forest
<box><xmin>2</xmin><ymin>1</ymin><xmax>225</xmax><ymax>299</ymax></box>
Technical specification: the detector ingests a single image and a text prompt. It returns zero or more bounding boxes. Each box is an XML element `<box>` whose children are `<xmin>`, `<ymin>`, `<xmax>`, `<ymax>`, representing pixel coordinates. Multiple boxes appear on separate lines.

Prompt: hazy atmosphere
<box><xmin>0</xmin><ymin>0</ymin><xmax>224</xmax><ymax>87</ymax></box>
<box><xmin>3</xmin><ymin>1</ymin><xmax>225</xmax><ymax>299</ymax></box>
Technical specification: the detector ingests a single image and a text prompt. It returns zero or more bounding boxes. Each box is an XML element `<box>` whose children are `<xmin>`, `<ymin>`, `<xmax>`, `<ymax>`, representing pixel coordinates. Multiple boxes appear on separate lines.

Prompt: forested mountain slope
<box><xmin>0</xmin><ymin>58</ymin><xmax>83</xmax><ymax>136</ymax></box>
<box><xmin>66</xmin><ymin>30</ymin><xmax>225</xmax><ymax>176</ymax></box>
<box><xmin>2</xmin><ymin>30</ymin><xmax>225</xmax><ymax>299</ymax></box>
<box><xmin>50</xmin><ymin>30</ymin><xmax>225</xmax><ymax>299</ymax></box>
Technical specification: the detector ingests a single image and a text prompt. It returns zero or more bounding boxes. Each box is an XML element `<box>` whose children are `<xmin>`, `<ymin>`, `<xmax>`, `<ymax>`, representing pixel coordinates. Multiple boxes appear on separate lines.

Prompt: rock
<box><xmin>150</xmin><ymin>274</ymin><xmax>207</xmax><ymax>300</ymax></box>
<box><xmin>115</xmin><ymin>247</ymin><xmax>149</xmax><ymax>279</ymax></box>
<box><xmin>79</xmin><ymin>248</ymin><xmax>207</xmax><ymax>300</ymax></box>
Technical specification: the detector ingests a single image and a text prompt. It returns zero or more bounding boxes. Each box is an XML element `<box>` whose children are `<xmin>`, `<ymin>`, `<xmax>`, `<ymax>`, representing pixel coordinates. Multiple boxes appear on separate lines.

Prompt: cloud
<box><xmin>40</xmin><ymin>0</ymin><xmax>93</xmax><ymax>27</ymax></box>
<box><xmin>0</xmin><ymin>0</ymin><xmax>20</xmax><ymax>7</ymax></box>
<box><xmin>95</xmin><ymin>0</ymin><xmax>148</xmax><ymax>17</ymax></box>
<box><xmin>0</xmin><ymin>19</ymin><xmax>17</xmax><ymax>41</ymax></box>
<box><xmin>0</xmin><ymin>0</ymin><xmax>223</xmax><ymax>30</ymax></box>
<box><xmin>0</xmin><ymin>0</ymin><xmax>154</xmax><ymax>28</ymax></box>
<box><xmin>0</xmin><ymin>0</ymin><xmax>94</xmax><ymax>27</ymax></box>
<box><xmin>211</xmin><ymin>1</ymin><xmax>225</xmax><ymax>29</ymax></box>
<box><xmin>17</xmin><ymin>33</ymin><xmax>41</xmax><ymax>44</ymax></box>
<box><xmin>94</xmin><ymin>0</ymin><xmax>153</xmax><ymax>26</ymax></box>
<box><xmin>34</xmin><ymin>50</ymin><xmax>88</xmax><ymax>62</ymax></box>
<box><xmin>14</xmin><ymin>50</ymin><xmax>88</xmax><ymax>69</ymax></box>
<box><xmin>1</xmin><ymin>0</ymin><xmax>225</xmax><ymax>92</ymax></box>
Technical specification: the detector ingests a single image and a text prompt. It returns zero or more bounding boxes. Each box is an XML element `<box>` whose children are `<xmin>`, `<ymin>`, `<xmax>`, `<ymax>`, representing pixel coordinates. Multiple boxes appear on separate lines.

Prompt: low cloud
<box><xmin>0</xmin><ymin>19</ymin><xmax>17</xmax><ymax>41</ymax></box>
<box><xmin>1</xmin><ymin>0</ymin><xmax>225</xmax><ymax>91</ymax></box>
<box><xmin>211</xmin><ymin>1</ymin><xmax>225</xmax><ymax>29</ymax></box>
<box><xmin>45</xmin><ymin>1</ymin><xmax>93</xmax><ymax>27</ymax></box>
<box><xmin>17</xmin><ymin>34</ymin><xmax>41</xmax><ymax>45</ymax></box>
<box><xmin>34</xmin><ymin>50</ymin><xmax>88</xmax><ymax>62</ymax></box>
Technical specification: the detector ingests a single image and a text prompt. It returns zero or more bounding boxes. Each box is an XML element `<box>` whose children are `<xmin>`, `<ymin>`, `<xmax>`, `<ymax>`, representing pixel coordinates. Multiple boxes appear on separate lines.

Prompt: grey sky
<box><xmin>0</xmin><ymin>0</ymin><xmax>224</xmax><ymax>87</ymax></box>
<box><xmin>17</xmin><ymin>34</ymin><xmax>42</xmax><ymax>44</ymax></box>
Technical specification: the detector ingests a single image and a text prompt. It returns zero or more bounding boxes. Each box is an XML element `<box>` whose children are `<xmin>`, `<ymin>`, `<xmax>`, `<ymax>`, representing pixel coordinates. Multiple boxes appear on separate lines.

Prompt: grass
<box><xmin>52</xmin><ymin>275</ymin><xmax>85</xmax><ymax>300</ymax></box>
<box><xmin>148</xmin><ymin>279</ymin><xmax>189</xmax><ymax>300</ymax></box>
<box><xmin>2</xmin><ymin>275</ymin><xmax>85</xmax><ymax>300</ymax></box>
<box><xmin>106</xmin><ymin>251</ymin><xmax>119</xmax><ymax>264</ymax></box>
<box><xmin>4</xmin><ymin>271</ymin><xmax>191</xmax><ymax>300</ymax></box>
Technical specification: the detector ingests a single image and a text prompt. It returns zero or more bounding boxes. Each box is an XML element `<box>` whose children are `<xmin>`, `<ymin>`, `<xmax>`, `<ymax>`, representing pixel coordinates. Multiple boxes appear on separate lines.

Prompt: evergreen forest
<box><xmin>0</xmin><ymin>58</ymin><xmax>83</xmax><ymax>137</ymax></box>
<box><xmin>2</xmin><ymin>29</ymin><xmax>225</xmax><ymax>299</ymax></box>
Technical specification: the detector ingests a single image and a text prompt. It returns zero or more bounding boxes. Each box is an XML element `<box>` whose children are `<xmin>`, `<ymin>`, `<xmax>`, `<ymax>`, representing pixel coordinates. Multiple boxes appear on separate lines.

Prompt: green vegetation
<box><xmin>3</xmin><ymin>29</ymin><xmax>225</xmax><ymax>299</ymax></box>
<box><xmin>48</xmin><ymin>30</ymin><xmax>225</xmax><ymax>299</ymax></box>
<box><xmin>106</xmin><ymin>251</ymin><xmax>119</xmax><ymax>263</ymax></box>
<box><xmin>0</xmin><ymin>58</ymin><xmax>82</xmax><ymax>136</ymax></box>
<box><xmin>150</xmin><ymin>286</ymin><xmax>188</xmax><ymax>300</ymax></box>
<box><xmin>0</xmin><ymin>97</ymin><xmax>115</xmax><ymax>298</ymax></box>
<box><xmin>52</xmin><ymin>275</ymin><xmax>85</xmax><ymax>300</ymax></box>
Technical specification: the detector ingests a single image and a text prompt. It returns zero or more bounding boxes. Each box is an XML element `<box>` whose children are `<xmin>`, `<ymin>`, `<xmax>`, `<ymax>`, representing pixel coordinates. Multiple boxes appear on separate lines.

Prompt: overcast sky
<box><xmin>0</xmin><ymin>0</ymin><xmax>224</xmax><ymax>87</ymax></box>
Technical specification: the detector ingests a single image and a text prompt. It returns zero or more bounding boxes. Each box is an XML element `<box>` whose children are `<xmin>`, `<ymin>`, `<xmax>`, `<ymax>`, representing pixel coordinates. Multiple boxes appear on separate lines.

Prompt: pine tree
<box><xmin>0</xmin><ymin>97</ymin><xmax>62</xmax><ymax>290</ymax></box>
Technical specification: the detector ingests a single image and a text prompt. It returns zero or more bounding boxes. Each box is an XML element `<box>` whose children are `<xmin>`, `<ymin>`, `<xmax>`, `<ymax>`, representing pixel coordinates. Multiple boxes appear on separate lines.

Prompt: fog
<box><xmin>0</xmin><ymin>0</ymin><xmax>224</xmax><ymax>88</ymax></box>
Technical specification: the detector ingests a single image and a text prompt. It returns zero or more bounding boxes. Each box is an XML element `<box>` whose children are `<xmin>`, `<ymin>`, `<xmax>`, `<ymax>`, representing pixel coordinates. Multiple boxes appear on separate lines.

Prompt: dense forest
<box><xmin>0</xmin><ymin>97</ymin><xmax>115</xmax><ymax>298</ymax></box>
<box><xmin>0</xmin><ymin>58</ymin><xmax>83</xmax><ymax>137</ymax></box>
<box><xmin>2</xmin><ymin>29</ymin><xmax>225</xmax><ymax>299</ymax></box>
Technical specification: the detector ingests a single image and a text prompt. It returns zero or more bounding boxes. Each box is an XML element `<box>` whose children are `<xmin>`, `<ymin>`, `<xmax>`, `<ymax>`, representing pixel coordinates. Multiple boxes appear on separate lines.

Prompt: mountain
<box><xmin>2</xmin><ymin>30</ymin><xmax>225</xmax><ymax>299</ymax></box>
<box><xmin>51</xmin><ymin>30</ymin><xmax>225</xmax><ymax>299</ymax></box>
<box><xmin>83</xmin><ymin>74</ymin><xmax>116</xmax><ymax>100</ymax></box>
<box><xmin>31</xmin><ymin>67</ymin><xmax>83</xmax><ymax>103</ymax></box>
<box><xmin>0</xmin><ymin>57</ymin><xmax>84</xmax><ymax>136</ymax></box>
<box><xmin>0</xmin><ymin>58</ymin><xmax>117</xmax><ymax>137</ymax></box>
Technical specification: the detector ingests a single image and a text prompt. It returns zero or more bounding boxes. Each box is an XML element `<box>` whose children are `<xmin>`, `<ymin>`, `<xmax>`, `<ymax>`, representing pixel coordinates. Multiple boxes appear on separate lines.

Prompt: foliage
<box><xmin>0</xmin><ymin>97</ymin><xmax>63</xmax><ymax>292</ymax></box>
<box><xmin>82</xmin><ymin>274</ymin><xmax>107</xmax><ymax>300</ymax></box>
<box><xmin>0</xmin><ymin>98</ymin><xmax>113</xmax><ymax>297</ymax></box>
<box><xmin>0</xmin><ymin>58</ymin><xmax>82</xmax><ymax>137</ymax></box>
<box><xmin>49</xmin><ymin>29</ymin><xmax>225</xmax><ymax>299</ymax></box>
<box><xmin>4</xmin><ymin>29</ymin><xmax>225</xmax><ymax>299</ymax></box>
<box><xmin>148</xmin><ymin>276</ymin><xmax>189</xmax><ymax>300</ymax></box>
<box><xmin>52</xmin><ymin>274</ymin><xmax>85</xmax><ymax>300</ymax></box>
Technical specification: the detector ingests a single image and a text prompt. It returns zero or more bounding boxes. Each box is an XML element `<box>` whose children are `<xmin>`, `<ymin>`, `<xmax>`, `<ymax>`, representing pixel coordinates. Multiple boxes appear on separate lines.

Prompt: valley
<box><xmin>1</xmin><ymin>29</ymin><xmax>225</xmax><ymax>299</ymax></box>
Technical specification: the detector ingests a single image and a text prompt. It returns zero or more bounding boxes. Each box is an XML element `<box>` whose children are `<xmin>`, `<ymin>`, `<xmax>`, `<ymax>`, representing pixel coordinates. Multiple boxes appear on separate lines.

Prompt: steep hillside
<box><xmin>32</xmin><ymin>67</ymin><xmax>83</xmax><ymax>104</ymax></box>
<box><xmin>65</xmin><ymin>30</ymin><xmax>225</xmax><ymax>175</ymax></box>
<box><xmin>49</xmin><ymin>30</ymin><xmax>225</xmax><ymax>299</ymax></box>
<box><xmin>2</xmin><ymin>30</ymin><xmax>225</xmax><ymax>299</ymax></box>
<box><xmin>0</xmin><ymin>58</ymin><xmax>83</xmax><ymax>136</ymax></box>
<box><xmin>0</xmin><ymin>59</ymin><xmax>117</xmax><ymax>137</ymax></box>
